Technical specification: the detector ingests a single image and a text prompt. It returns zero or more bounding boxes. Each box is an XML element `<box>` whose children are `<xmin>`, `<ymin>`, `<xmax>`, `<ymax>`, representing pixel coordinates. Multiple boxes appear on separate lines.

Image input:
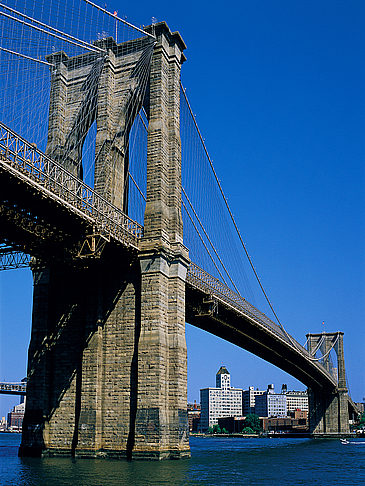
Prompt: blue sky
<box><xmin>0</xmin><ymin>0</ymin><xmax>364</xmax><ymax>416</ymax></box>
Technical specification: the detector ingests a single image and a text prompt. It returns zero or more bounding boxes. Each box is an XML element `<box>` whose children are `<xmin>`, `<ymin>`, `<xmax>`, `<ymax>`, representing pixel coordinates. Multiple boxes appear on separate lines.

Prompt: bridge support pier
<box><xmin>134</xmin><ymin>250</ymin><xmax>189</xmax><ymax>459</ymax></box>
<box><xmin>307</xmin><ymin>332</ymin><xmax>350</xmax><ymax>437</ymax></box>
<box><xmin>308</xmin><ymin>388</ymin><xmax>350</xmax><ymax>436</ymax></box>
<box><xmin>19</xmin><ymin>258</ymin><xmax>142</xmax><ymax>457</ymax></box>
<box><xmin>20</xmin><ymin>22</ymin><xmax>189</xmax><ymax>460</ymax></box>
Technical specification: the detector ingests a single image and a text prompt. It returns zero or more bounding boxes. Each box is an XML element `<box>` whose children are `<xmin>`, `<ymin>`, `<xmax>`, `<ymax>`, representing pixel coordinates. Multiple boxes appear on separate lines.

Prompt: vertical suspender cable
<box><xmin>180</xmin><ymin>82</ymin><xmax>284</xmax><ymax>330</ymax></box>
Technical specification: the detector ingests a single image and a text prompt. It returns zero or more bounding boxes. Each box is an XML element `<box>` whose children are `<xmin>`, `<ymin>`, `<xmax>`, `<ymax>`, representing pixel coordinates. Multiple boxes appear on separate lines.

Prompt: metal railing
<box><xmin>0</xmin><ymin>122</ymin><xmax>143</xmax><ymax>249</ymax></box>
<box><xmin>187</xmin><ymin>262</ymin><xmax>289</xmax><ymax>340</ymax></box>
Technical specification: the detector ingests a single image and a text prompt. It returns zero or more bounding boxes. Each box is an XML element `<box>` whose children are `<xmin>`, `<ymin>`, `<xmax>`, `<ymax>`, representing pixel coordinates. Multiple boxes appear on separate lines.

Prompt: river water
<box><xmin>0</xmin><ymin>433</ymin><xmax>364</xmax><ymax>485</ymax></box>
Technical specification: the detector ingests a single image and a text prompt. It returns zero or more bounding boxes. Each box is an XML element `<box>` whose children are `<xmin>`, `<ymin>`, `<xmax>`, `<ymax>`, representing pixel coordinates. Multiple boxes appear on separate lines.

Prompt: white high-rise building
<box><xmin>255</xmin><ymin>384</ymin><xmax>287</xmax><ymax>418</ymax></box>
<box><xmin>200</xmin><ymin>366</ymin><xmax>243</xmax><ymax>431</ymax></box>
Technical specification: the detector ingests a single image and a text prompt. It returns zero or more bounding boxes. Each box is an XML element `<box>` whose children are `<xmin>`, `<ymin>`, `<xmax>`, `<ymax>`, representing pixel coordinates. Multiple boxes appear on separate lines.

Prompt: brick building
<box><xmin>7</xmin><ymin>401</ymin><xmax>25</xmax><ymax>432</ymax></box>
<box><xmin>187</xmin><ymin>402</ymin><xmax>201</xmax><ymax>432</ymax></box>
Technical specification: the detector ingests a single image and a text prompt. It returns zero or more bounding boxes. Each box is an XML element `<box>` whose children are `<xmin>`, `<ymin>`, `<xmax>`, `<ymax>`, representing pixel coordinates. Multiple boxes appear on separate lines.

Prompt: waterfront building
<box><xmin>187</xmin><ymin>401</ymin><xmax>201</xmax><ymax>432</ymax></box>
<box><xmin>262</xmin><ymin>415</ymin><xmax>308</xmax><ymax>433</ymax></box>
<box><xmin>242</xmin><ymin>386</ymin><xmax>265</xmax><ymax>414</ymax></box>
<box><xmin>7</xmin><ymin>401</ymin><xmax>25</xmax><ymax>432</ymax></box>
<box><xmin>218</xmin><ymin>416</ymin><xmax>246</xmax><ymax>433</ymax></box>
<box><xmin>255</xmin><ymin>384</ymin><xmax>287</xmax><ymax>418</ymax></box>
<box><xmin>282</xmin><ymin>385</ymin><xmax>308</xmax><ymax>413</ymax></box>
<box><xmin>0</xmin><ymin>417</ymin><xmax>6</xmax><ymax>432</ymax></box>
<box><xmin>292</xmin><ymin>409</ymin><xmax>308</xmax><ymax>422</ymax></box>
<box><xmin>200</xmin><ymin>366</ymin><xmax>243</xmax><ymax>431</ymax></box>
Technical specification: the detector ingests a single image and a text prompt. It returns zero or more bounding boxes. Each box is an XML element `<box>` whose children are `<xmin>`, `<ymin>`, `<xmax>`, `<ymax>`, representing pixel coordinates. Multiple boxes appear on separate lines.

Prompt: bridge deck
<box><xmin>186</xmin><ymin>263</ymin><xmax>338</xmax><ymax>391</ymax></box>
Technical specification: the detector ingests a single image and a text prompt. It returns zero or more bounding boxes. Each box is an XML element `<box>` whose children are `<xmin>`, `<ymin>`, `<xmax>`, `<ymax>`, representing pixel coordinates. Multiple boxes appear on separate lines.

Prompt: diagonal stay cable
<box><xmin>180</xmin><ymin>82</ymin><xmax>283</xmax><ymax>326</ymax></box>
<box><xmin>93</xmin><ymin>41</ymin><xmax>153</xmax><ymax>172</ymax></box>
<box><xmin>136</xmin><ymin>106</ymin><xmax>237</xmax><ymax>291</ymax></box>
<box><xmin>128</xmin><ymin>169</ymin><xmax>228</xmax><ymax>286</ymax></box>
<box><xmin>139</xmin><ymin>110</ymin><xmax>148</xmax><ymax>131</ymax></box>
<box><xmin>182</xmin><ymin>186</ymin><xmax>240</xmax><ymax>295</ymax></box>
<box><xmin>182</xmin><ymin>199</ymin><xmax>229</xmax><ymax>287</ymax></box>
<box><xmin>128</xmin><ymin>171</ymin><xmax>145</xmax><ymax>200</ymax></box>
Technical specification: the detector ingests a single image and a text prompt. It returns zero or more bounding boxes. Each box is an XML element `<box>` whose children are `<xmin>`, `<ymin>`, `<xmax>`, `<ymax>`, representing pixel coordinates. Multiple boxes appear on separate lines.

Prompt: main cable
<box><xmin>180</xmin><ymin>82</ymin><xmax>339</xmax><ymax>363</ymax></box>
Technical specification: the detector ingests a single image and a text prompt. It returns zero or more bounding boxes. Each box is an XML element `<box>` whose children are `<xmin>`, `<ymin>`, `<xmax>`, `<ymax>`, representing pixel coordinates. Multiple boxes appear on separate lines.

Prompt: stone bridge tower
<box><xmin>20</xmin><ymin>22</ymin><xmax>190</xmax><ymax>460</ymax></box>
<box><xmin>306</xmin><ymin>332</ymin><xmax>350</xmax><ymax>436</ymax></box>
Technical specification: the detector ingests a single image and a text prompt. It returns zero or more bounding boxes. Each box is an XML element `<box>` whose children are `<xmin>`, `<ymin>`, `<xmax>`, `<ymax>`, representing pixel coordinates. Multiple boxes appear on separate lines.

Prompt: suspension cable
<box><xmin>180</xmin><ymin>82</ymin><xmax>284</xmax><ymax>326</ymax></box>
<box><xmin>81</xmin><ymin>0</ymin><xmax>156</xmax><ymax>39</ymax></box>
<box><xmin>0</xmin><ymin>46</ymin><xmax>53</xmax><ymax>66</ymax></box>
<box><xmin>0</xmin><ymin>2</ymin><xmax>106</xmax><ymax>54</ymax></box>
<box><xmin>0</xmin><ymin>10</ymin><xmax>104</xmax><ymax>54</ymax></box>
<box><xmin>180</xmin><ymin>82</ymin><xmax>342</xmax><ymax>363</ymax></box>
<box><xmin>182</xmin><ymin>186</ymin><xmax>240</xmax><ymax>294</ymax></box>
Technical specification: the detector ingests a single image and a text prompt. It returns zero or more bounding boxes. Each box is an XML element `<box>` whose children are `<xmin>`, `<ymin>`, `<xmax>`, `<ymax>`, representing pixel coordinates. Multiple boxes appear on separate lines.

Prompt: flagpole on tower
<box><xmin>114</xmin><ymin>10</ymin><xmax>118</xmax><ymax>43</ymax></box>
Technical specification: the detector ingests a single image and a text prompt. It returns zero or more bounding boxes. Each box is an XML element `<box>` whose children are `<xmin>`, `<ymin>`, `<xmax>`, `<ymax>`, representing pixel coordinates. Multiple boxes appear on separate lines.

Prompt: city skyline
<box><xmin>1</xmin><ymin>0</ymin><xmax>364</xmax><ymax>419</ymax></box>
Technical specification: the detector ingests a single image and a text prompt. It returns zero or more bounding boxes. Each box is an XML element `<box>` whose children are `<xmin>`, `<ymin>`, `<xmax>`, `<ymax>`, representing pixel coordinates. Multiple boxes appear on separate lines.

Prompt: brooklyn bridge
<box><xmin>0</xmin><ymin>0</ymin><xmax>359</xmax><ymax>459</ymax></box>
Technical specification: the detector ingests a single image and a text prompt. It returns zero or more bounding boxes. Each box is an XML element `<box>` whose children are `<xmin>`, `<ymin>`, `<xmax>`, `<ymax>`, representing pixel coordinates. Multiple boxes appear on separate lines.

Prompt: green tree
<box><xmin>356</xmin><ymin>412</ymin><xmax>365</xmax><ymax>429</ymax></box>
<box><xmin>243</xmin><ymin>414</ymin><xmax>261</xmax><ymax>434</ymax></box>
<box><xmin>242</xmin><ymin>426</ymin><xmax>254</xmax><ymax>434</ymax></box>
<box><xmin>212</xmin><ymin>424</ymin><xmax>221</xmax><ymax>434</ymax></box>
<box><xmin>208</xmin><ymin>426</ymin><xmax>214</xmax><ymax>434</ymax></box>
<box><xmin>222</xmin><ymin>427</ymin><xmax>229</xmax><ymax>434</ymax></box>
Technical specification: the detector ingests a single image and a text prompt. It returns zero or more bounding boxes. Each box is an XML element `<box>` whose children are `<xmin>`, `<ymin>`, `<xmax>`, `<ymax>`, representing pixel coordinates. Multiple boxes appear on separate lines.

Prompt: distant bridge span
<box><xmin>0</xmin><ymin>382</ymin><xmax>26</xmax><ymax>396</ymax></box>
<box><xmin>186</xmin><ymin>265</ymin><xmax>337</xmax><ymax>392</ymax></box>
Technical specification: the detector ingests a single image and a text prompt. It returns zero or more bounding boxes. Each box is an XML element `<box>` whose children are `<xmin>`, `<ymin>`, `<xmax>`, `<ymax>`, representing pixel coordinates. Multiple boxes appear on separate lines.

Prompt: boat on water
<box><xmin>340</xmin><ymin>439</ymin><xmax>365</xmax><ymax>445</ymax></box>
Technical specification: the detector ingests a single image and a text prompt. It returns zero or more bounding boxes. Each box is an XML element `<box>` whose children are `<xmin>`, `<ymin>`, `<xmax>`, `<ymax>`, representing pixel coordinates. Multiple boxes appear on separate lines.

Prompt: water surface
<box><xmin>1</xmin><ymin>433</ymin><xmax>364</xmax><ymax>485</ymax></box>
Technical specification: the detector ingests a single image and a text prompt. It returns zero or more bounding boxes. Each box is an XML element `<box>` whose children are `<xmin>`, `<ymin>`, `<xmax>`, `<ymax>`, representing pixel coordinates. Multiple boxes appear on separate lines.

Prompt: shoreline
<box><xmin>190</xmin><ymin>432</ymin><xmax>358</xmax><ymax>439</ymax></box>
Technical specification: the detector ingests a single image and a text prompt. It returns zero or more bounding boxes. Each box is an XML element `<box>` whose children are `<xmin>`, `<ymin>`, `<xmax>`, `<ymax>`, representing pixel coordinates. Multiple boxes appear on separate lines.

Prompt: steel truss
<box><xmin>0</xmin><ymin>250</ymin><xmax>30</xmax><ymax>270</ymax></box>
<box><xmin>0</xmin><ymin>122</ymin><xmax>143</xmax><ymax>250</ymax></box>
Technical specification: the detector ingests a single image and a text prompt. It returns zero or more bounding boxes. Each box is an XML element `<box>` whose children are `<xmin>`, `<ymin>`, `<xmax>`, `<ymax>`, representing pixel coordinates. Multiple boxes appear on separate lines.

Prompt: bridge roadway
<box><xmin>0</xmin><ymin>121</ymin><xmax>341</xmax><ymax>395</ymax></box>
